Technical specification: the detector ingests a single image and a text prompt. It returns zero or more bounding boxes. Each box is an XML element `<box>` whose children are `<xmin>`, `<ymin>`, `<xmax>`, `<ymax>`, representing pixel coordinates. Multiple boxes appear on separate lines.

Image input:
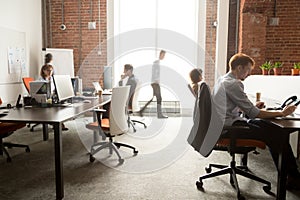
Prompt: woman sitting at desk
<box><xmin>39</xmin><ymin>64</ymin><xmax>55</xmax><ymax>93</ymax></box>
<box><xmin>39</xmin><ymin>64</ymin><xmax>68</xmax><ymax>131</ymax></box>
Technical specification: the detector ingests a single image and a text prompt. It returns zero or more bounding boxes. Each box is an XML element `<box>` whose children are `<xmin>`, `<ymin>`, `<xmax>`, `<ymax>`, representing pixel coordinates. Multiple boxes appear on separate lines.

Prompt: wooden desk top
<box><xmin>269</xmin><ymin>118</ymin><xmax>300</xmax><ymax>129</ymax></box>
<box><xmin>0</xmin><ymin>95</ymin><xmax>111</xmax><ymax>124</ymax></box>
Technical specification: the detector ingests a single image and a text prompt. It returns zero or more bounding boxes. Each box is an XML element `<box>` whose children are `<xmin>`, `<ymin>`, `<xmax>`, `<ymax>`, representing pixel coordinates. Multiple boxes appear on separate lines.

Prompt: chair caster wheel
<box><xmin>89</xmin><ymin>154</ymin><xmax>95</xmax><ymax>163</ymax></box>
<box><xmin>133</xmin><ymin>150</ymin><xmax>138</xmax><ymax>155</ymax></box>
<box><xmin>25</xmin><ymin>147</ymin><xmax>30</xmax><ymax>152</ymax></box>
<box><xmin>119</xmin><ymin>159</ymin><xmax>124</xmax><ymax>164</ymax></box>
<box><xmin>205</xmin><ymin>167</ymin><xmax>211</xmax><ymax>173</ymax></box>
<box><xmin>263</xmin><ymin>185</ymin><xmax>271</xmax><ymax>193</ymax></box>
<box><xmin>196</xmin><ymin>181</ymin><xmax>203</xmax><ymax>190</ymax></box>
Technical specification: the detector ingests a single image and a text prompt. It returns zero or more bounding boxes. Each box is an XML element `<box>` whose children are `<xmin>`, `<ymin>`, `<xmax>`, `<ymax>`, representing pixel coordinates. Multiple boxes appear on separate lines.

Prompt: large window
<box><xmin>111</xmin><ymin>0</ymin><xmax>203</xmax><ymax>104</ymax></box>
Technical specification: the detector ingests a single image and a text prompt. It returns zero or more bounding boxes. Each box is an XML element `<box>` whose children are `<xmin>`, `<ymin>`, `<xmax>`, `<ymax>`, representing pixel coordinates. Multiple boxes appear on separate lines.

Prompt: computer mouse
<box><xmin>83</xmin><ymin>100</ymin><xmax>91</xmax><ymax>103</ymax></box>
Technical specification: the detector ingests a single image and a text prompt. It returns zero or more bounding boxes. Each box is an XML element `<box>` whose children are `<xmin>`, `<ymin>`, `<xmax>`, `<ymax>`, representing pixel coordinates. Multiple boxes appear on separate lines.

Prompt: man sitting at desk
<box><xmin>118</xmin><ymin>64</ymin><xmax>137</xmax><ymax>109</ymax></box>
<box><xmin>213</xmin><ymin>53</ymin><xmax>300</xmax><ymax>190</ymax></box>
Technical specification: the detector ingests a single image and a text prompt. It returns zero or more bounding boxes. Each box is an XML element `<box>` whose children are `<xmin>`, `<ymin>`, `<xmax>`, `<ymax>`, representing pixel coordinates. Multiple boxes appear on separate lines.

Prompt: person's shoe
<box><xmin>62</xmin><ymin>123</ymin><xmax>69</xmax><ymax>131</ymax></box>
<box><xmin>286</xmin><ymin>175</ymin><xmax>300</xmax><ymax>190</ymax></box>
<box><xmin>157</xmin><ymin>113</ymin><xmax>168</xmax><ymax>119</ymax></box>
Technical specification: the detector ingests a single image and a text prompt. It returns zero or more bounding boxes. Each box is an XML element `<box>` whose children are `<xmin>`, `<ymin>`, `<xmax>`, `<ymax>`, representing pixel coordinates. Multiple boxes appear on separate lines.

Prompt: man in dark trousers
<box><xmin>139</xmin><ymin>50</ymin><xmax>168</xmax><ymax>118</ymax></box>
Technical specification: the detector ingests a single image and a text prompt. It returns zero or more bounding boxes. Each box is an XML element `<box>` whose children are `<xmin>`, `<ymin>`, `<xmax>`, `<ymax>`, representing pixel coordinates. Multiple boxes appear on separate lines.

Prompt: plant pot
<box><xmin>273</xmin><ymin>68</ymin><xmax>282</xmax><ymax>75</ymax></box>
<box><xmin>291</xmin><ymin>69</ymin><xmax>300</xmax><ymax>76</ymax></box>
<box><xmin>261</xmin><ymin>69</ymin><xmax>269</xmax><ymax>75</ymax></box>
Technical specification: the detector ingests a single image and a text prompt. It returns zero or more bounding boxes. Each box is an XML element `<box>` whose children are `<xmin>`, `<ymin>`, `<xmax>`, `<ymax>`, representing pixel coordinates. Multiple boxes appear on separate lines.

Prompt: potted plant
<box><xmin>272</xmin><ymin>61</ymin><xmax>283</xmax><ymax>75</ymax></box>
<box><xmin>259</xmin><ymin>61</ymin><xmax>272</xmax><ymax>75</ymax></box>
<box><xmin>292</xmin><ymin>62</ymin><xmax>300</xmax><ymax>76</ymax></box>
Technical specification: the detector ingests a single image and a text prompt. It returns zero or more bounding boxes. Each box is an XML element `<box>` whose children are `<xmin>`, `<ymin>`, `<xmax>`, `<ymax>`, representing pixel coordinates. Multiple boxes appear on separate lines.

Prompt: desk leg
<box><xmin>277</xmin><ymin>134</ymin><xmax>289</xmax><ymax>200</ymax></box>
<box><xmin>92</xmin><ymin>111</ymin><xmax>99</xmax><ymax>143</ymax></box>
<box><xmin>42</xmin><ymin>123</ymin><xmax>49</xmax><ymax>141</ymax></box>
<box><xmin>53</xmin><ymin>122</ymin><xmax>64</xmax><ymax>200</ymax></box>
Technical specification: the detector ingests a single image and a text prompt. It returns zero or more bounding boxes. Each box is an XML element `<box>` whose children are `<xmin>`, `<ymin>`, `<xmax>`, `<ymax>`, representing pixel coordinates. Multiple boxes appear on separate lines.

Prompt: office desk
<box><xmin>268</xmin><ymin>118</ymin><xmax>300</xmax><ymax>200</ymax></box>
<box><xmin>0</xmin><ymin>95</ymin><xmax>111</xmax><ymax>200</ymax></box>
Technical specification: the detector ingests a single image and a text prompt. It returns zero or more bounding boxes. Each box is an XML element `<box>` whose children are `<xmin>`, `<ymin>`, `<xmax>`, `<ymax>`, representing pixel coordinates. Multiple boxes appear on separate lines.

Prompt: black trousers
<box><xmin>230</xmin><ymin>119</ymin><xmax>299</xmax><ymax>177</ymax></box>
<box><xmin>151</xmin><ymin>83</ymin><xmax>162</xmax><ymax>105</ymax></box>
<box><xmin>140</xmin><ymin>83</ymin><xmax>162</xmax><ymax>114</ymax></box>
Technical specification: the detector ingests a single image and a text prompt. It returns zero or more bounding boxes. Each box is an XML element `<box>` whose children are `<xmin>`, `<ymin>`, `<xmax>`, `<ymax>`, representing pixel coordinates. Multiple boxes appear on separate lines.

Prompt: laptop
<box><xmin>93</xmin><ymin>82</ymin><xmax>112</xmax><ymax>95</ymax></box>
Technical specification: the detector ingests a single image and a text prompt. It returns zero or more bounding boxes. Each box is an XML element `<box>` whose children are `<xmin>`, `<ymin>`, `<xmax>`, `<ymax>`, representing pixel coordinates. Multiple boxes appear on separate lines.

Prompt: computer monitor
<box><xmin>29</xmin><ymin>81</ymin><xmax>51</xmax><ymax>103</ymax></box>
<box><xmin>53</xmin><ymin>75</ymin><xmax>75</xmax><ymax>103</ymax></box>
<box><xmin>71</xmin><ymin>77</ymin><xmax>82</xmax><ymax>95</ymax></box>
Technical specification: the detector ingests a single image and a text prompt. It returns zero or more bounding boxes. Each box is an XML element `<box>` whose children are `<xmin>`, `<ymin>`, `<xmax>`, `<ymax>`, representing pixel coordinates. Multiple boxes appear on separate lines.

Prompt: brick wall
<box><xmin>205</xmin><ymin>0</ymin><xmax>217</xmax><ymax>88</ymax></box>
<box><xmin>44</xmin><ymin>0</ymin><xmax>107</xmax><ymax>89</ymax></box>
<box><xmin>240</xmin><ymin>0</ymin><xmax>300</xmax><ymax>75</ymax></box>
<box><xmin>44</xmin><ymin>0</ymin><xmax>300</xmax><ymax>90</ymax></box>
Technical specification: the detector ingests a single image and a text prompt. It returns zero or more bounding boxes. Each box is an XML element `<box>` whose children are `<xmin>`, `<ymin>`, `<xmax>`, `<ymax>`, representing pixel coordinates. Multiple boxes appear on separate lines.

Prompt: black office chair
<box><xmin>0</xmin><ymin>122</ymin><xmax>30</xmax><ymax>162</ymax></box>
<box><xmin>187</xmin><ymin>82</ymin><xmax>271</xmax><ymax>200</ymax></box>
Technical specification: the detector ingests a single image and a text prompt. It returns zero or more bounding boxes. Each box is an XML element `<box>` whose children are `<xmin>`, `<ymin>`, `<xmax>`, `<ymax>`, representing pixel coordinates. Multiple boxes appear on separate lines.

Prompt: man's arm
<box><xmin>257</xmin><ymin>105</ymin><xmax>297</xmax><ymax>118</ymax></box>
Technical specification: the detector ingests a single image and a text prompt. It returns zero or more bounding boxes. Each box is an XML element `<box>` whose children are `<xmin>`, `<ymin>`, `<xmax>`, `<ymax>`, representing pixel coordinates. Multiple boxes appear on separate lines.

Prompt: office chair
<box><xmin>187</xmin><ymin>82</ymin><xmax>271</xmax><ymax>200</ymax></box>
<box><xmin>86</xmin><ymin>86</ymin><xmax>138</xmax><ymax>164</ymax></box>
<box><xmin>127</xmin><ymin>79</ymin><xmax>147</xmax><ymax>132</ymax></box>
<box><xmin>0</xmin><ymin>122</ymin><xmax>30</xmax><ymax>162</ymax></box>
<box><xmin>22</xmin><ymin>77</ymin><xmax>41</xmax><ymax>131</ymax></box>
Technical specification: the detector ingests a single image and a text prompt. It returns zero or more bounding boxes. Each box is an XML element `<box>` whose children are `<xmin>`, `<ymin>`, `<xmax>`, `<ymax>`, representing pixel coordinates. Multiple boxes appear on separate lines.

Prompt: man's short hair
<box><xmin>160</xmin><ymin>50</ymin><xmax>166</xmax><ymax>55</ymax></box>
<box><xmin>124</xmin><ymin>64</ymin><xmax>133</xmax><ymax>71</ymax></box>
<box><xmin>229</xmin><ymin>53</ymin><xmax>255</xmax><ymax>70</ymax></box>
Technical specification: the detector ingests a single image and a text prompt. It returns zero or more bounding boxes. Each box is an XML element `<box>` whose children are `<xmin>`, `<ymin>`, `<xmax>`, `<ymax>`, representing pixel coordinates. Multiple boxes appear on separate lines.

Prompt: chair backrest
<box><xmin>109</xmin><ymin>86</ymin><xmax>130</xmax><ymax>136</ymax></box>
<box><xmin>131</xmin><ymin>78</ymin><xmax>141</xmax><ymax>112</ymax></box>
<box><xmin>187</xmin><ymin>81</ymin><xmax>224</xmax><ymax>157</ymax></box>
<box><xmin>0</xmin><ymin>122</ymin><xmax>26</xmax><ymax>138</ymax></box>
<box><xmin>22</xmin><ymin>77</ymin><xmax>34</xmax><ymax>93</ymax></box>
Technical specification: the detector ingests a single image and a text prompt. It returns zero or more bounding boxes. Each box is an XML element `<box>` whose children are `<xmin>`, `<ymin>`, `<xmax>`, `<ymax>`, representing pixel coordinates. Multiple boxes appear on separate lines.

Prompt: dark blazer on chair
<box><xmin>187</xmin><ymin>82</ymin><xmax>224</xmax><ymax>157</ymax></box>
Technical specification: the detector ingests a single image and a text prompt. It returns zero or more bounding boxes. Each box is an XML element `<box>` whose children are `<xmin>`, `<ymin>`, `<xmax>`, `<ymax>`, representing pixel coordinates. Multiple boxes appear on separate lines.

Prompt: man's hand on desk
<box><xmin>255</xmin><ymin>101</ymin><xmax>265</xmax><ymax>109</ymax></box>
<box><xmin>282</xmin><ymin>105</ymin><xmax>297</xmax><ymax>117</ymax></box>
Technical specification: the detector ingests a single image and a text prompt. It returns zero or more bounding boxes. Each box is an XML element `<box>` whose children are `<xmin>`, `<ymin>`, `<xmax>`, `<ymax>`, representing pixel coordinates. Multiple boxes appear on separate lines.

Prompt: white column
<box><xmin>215</xmin><ymin>0</ymin><xmax>229</xmax><ymax>81</ymax></box>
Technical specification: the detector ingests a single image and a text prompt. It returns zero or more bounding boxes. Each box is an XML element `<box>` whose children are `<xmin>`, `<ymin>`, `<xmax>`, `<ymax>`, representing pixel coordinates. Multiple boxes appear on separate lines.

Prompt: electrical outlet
<box><xmin>88</xmin><ymin>22</ymin><xmax>96</xmax><ymax>30</ymax></box>
<box><xmin>269</xmin><ymin>17</ymin><xmax>279</xmax><ymax>26</ymax></box>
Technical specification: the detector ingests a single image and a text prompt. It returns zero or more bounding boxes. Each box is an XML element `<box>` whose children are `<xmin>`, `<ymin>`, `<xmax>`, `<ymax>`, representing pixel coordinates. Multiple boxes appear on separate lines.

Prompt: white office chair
<box><xmin>128</xmin><ymin>79</ymin><xmax>147</xmax><ymax>132</ymax></box>
<box><xmin>86</xmin><ymin>86</ymin><xmax>138</xmax><ymax>164</ymax></box>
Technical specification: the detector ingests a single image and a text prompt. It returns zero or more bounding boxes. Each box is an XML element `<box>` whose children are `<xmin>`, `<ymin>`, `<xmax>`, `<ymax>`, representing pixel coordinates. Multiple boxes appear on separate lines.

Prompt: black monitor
<box><xmin>53</xmin><ymin>75</ymin><xmax>75</xmax><ymax>103</ymax></box>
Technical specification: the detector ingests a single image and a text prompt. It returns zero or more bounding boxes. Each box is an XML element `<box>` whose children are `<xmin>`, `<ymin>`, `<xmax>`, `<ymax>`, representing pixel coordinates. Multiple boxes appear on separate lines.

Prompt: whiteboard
<box><xmin>43</xmin><ymin>48</ymin><xmax>74</xmax><ymax>77</ymax></box>
<box><xmin>0</xmin><ymin>27</ymin><xmax>27</xmax><ymax>84</ymax></box>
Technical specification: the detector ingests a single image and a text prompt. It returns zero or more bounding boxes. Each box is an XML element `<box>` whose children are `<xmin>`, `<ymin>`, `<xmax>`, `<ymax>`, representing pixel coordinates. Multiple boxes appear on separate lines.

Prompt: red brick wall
<box><xmin>240</xmin><ymin>0</ymin><xmax>300</xmax><ymax>75</ymax></box>
<box><xmin>44</xmin><ymin>0</ymin><xmax>107</xmax><ymax>89</ymax></box>
<box><xmin>205</xmin><ymin>0</ymin><xmax>217</xmax><ymax>88</ymax></box>
<box><xmin>44</xmin><ymin>0</ymin><xmax>300</xmax><ymax>90</ymax></box>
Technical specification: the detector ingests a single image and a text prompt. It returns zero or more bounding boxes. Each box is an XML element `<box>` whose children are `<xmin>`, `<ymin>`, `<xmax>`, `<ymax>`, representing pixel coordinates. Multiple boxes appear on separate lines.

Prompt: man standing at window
<box><xmin>139</xmin><ymin>50</ymin><xmax>168</xmax><ymax>119</ymax></box>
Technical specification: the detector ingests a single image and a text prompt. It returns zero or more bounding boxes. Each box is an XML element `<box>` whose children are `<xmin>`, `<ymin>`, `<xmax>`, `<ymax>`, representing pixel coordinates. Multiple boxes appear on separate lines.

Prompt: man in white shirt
<box><xmin>139</xmin><ymin>50</ymin><xmax>168</xmax><ymax>119</ymax></box>
<box><xmin>213</xmin><ymin>53</ymin><xmax>300</xmax><ymax>190</ymax></box>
